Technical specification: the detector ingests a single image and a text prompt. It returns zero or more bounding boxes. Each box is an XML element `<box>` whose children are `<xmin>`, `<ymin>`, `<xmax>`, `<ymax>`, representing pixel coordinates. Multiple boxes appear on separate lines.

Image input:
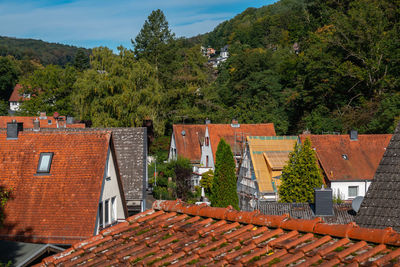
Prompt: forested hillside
<box><xmin>1</xmin><ymin>0</ymin><xmax>398</xmax><ymax>137</ymax></box>
<box><xmin>0</xmin><ymin>36</ymin><xmax>90</xmax><ymax>66</ymax></box>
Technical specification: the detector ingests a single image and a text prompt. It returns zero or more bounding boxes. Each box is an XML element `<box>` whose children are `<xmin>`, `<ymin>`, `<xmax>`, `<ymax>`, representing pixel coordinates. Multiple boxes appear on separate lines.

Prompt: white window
<box><xmin>348</xmin><ymin>186</ymin><xmax>358</xmax><ymax>198</ymax></box>
<box><xmin>37</xmin><ymin>153</ymin><xmax>53</xmax><ymax>173</ymax></box>
<box><xmin>111</xmin><ymin>197</ymin><xmax>116</xmax><ymax>223</ymax></box>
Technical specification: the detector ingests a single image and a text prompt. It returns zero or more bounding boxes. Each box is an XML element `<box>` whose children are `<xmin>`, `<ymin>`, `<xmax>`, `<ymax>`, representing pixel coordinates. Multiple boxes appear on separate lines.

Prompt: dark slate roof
<box><xmin>242</xmin><ymin>202</ymin><xmax>355</xmax><ymax>225</ymax></box>
<box><xmin>356</xmin><ymin>122</ymin><xmax>400</xmax><ymax>231</ymax></box>
<box><xmin>0</xmin><ymin>240</ymin><xmax>63</xmax><ymax>267</ymax></box>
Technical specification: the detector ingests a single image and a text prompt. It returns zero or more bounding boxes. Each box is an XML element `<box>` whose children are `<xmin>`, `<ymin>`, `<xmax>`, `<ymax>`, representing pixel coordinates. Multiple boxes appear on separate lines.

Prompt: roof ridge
<box><xmin>152</xmin><ymin>200</ymin><xmax>400</xmax><ymax>246</ymax></box>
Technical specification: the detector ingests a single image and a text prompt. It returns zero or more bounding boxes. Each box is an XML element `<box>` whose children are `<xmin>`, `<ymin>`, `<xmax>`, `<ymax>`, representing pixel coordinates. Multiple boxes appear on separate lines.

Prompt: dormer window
<box><xmin>37</xmin><ymin>152</ymin><xmax>53</xmax><ymax>173</ymax></box>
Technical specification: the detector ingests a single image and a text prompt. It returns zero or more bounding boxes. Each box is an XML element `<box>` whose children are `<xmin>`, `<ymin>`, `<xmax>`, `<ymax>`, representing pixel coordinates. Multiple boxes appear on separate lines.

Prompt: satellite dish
<box><xmin>352</xmin><ymin>196</ymin><xmax>364</xmax><ymax>213</ymax></box>
<box><xmin>181</xmin><ymin>130</ymin><xmax>186</xmax><ymax>136</ymax></box>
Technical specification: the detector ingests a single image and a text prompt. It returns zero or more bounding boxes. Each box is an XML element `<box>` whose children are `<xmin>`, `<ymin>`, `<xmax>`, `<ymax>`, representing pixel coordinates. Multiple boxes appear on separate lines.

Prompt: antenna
<box><xmin>351</xmin><ymin>196</ymin><xmax>364</xmax><ymax>213</ymax></box>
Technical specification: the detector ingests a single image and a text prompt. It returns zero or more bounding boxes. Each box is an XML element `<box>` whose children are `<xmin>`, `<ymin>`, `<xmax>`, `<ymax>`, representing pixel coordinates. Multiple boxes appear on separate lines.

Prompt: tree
<box><xmin>0</xmin><ymin>186</ymin><xmax>12</xmax><ymax>227</ymax></box>
<box><xmin>211</xmin><ymin>138</ymin><xmax>239</xmax><ymax>209</ymax></box>
<box><xmin>200</xmin><ymin>169</ymin><xmax>214</xmax><ymax>196</ymax></box>
<box><xmin>278</xmin><ymin>138</ymin><xmax>323</xmax><ymax>203</ymax></box>
<box><xmin>73</xmin><ymin>49</ymin><xmax>90</xmax><ymax>71</ymax></box>
<box><xmin>132</xmin><ymin>9</ymin><xmax>174</xmax><ymax>70</ymax></box>
<box><xmin>0</xmin><ymin>56</ymin><xmax>19</xmax><ymax>101</ymax></box>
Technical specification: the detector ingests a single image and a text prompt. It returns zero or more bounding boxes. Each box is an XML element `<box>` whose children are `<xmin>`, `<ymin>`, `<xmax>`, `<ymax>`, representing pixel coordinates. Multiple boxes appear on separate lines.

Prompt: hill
<box><xmin>0</xmin><ymin>36</ymin><xmax>91</xmax><ymax>66</ymax></box>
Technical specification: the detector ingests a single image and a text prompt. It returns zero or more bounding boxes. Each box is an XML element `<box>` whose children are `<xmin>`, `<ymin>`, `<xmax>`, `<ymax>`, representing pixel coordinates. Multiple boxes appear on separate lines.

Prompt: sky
<box><xmin>0</xmin><ymin>0</ymin><xmax>277</xmax><ymax>52</ymax></box>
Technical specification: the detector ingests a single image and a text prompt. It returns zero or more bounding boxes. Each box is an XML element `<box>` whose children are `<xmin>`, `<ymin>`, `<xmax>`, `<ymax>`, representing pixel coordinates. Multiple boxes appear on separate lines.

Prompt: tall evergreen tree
<box><xmin>132</xmin><ymin>9</ymin><xmax>174</xmax><ymax>69</ymax></box>
<box><xmin>278</xmin><ymin>138</ymin><xmax>323</xmax><ymax>203</ymax></box>
<box><xmin>211</xmin><ymin>138</ymin><xmax>239</xmax><ymax>209</ymax></box>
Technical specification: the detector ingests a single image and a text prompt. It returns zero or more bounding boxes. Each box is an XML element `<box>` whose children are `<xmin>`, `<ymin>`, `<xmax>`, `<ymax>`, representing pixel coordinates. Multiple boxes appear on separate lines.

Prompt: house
<box><xmin>356</xmin><ymin>121</ymin><xmax>400</xmax><ymax>231</ymax></box>
<box><xmin>8</xmin><ymin>84</ymin><xmax>30</xmax><ymax>112</ymax></box>
<box><xmin>237</xmin><ymin>136</ymin><xmax>298</xmax><ymax>204</ymax></box>
<box><xmin>0</xmin><ymin>123</ymin><xmax>127</xmax><ymax>245</ymax></box>
<box><xmin>220</xmin><ymin>45</ymin><xmax>229</xmax><ymax>58</ymax></box>
<box><xmin>39</xmin><ymin>200</ymin><xmax>400</xmax><ymax>266</ymax></box>
<box><xmin>300</xmin><ymin>132</ymin><xmax>392</xmax><ymax>201</ymax></box>
<box><xmin>0</xmin><ymin>113</ymin><xmax>86</xmax><ymax>129</ymax></box>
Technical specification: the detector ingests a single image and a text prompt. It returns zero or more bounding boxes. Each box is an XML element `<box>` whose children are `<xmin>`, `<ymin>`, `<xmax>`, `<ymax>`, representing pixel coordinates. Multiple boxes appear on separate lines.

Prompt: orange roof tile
<box><xmin>38</xmin><ymin>200</ymin><xmax>400</xmax><ymax>266</ymax></box>
<box><xmin>300</xmin><ymin>134</ymin><xmax>392</xmax><ymax>181</ymax></box>
<box><xmin>0</xmin><ymin>131</ymin><xmax>111</xmax><ymax>244</ymax></box>
<box><xmin>172</xmin><ymin>124</ymin><xmax>206</xmax><ymax>163</ymax></box>
<box><xmin>208</xmin><ymin>123</ymin><xmax>276</xmax><ymax>160</ymax></box>
<box><xmin>0</xmin><ymin>116</ymin><xmax>85</xmax><ymax>129</ymax></box>
<box><xmin>8</xmin><ymin>84</ymin><xmax>29</xmax><ymax>102</ymax></box>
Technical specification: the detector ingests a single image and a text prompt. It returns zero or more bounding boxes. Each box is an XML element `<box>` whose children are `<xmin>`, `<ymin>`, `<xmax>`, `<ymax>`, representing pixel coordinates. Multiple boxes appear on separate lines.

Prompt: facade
<box><xmin>40</xmin><ymin>200</ymin><xmax>400</xmax><ymax>266</ymax></box>
<box><xmin>356</xmin><ymin>121</ymin><xmax>400</xmax><ymax>231</ymax></box>
<box><xmin>8</xmin><ymin>84</ymin><xmax>30</xmax><ymax>111</ymax></box>
<box><xmin>300</xmin><ymin>132</ymin><xmax>392</xmax><ymax>201</ymax></box>
<box><xmin>0</xmin><ymin>125</ymin><xmax>127</xmax><ymax>245</ymax></box>
<box><xmin>237</xmin><ymin>136</ymin><xmax>298</xmax><ymax>204</ymax></box>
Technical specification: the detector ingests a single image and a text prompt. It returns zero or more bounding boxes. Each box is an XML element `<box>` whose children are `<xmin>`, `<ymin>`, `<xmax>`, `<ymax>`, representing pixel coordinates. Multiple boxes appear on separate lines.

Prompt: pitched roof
<box><xmin>172</xmin><ymin>124</ymin><xmax>206</xmax><ymax>163</ymax></box>
<box><xmin>39</xmin><ymin>200</ymin><xmax>400</xmax><ymax>266</ymax></box>
<box><xmin>208</xmin><ymin>123</ymin><xmax>276</xmax><ymax>161</ymax></box>
<box><xmin>8</xmin><ymin>84</ymin><xmax>29</xmax><ymax>102</ymax></box>
<box><xmin>0</xmin><ymin>131</ymin><xmax>112</xmax><ymax>245</ymax></box>
<box><xmin>247</xmin><ymin>136</ymin><xmax>297</xmax><ymax>192</ymax></box>
<box><xmin>299</xmin><ymin>134</ymin><xmax>392</xmax><ymax>181</ymax></box>
<box><xmin>356</xmin><ymin>122</ymin><xmax>400</xmax><ymax>231</ymax></box>
<box><xmin>0</xmin><ymin>116</ymin><xmax>85</xmax><ymax>129</ymax></box>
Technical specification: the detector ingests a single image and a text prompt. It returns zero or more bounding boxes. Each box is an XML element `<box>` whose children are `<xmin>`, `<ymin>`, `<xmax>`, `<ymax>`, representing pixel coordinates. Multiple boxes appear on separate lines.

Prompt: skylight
<box><xmin>37</xmin><ymin>152</ymin><xmax>53</xmax><ymax>173</ymax></box>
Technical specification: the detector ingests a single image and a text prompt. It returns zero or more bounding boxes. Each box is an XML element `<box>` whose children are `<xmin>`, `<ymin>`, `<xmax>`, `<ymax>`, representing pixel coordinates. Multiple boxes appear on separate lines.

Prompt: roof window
<box><xmin>37</xmin><ymin>152</ymin><xmax>53</xmax><ymax>173</ymax></box>
<box><xmin>342</xmin><ymin>154</ymin><xmax>348</xmax><ymax>160</ymax></box>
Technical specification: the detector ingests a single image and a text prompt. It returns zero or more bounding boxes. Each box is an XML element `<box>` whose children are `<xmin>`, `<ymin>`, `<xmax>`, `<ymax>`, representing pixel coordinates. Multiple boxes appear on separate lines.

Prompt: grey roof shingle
<box><xmin>356</xmin><ymin>121</ymin><xmax>400</xmax><ymax>231</ymax></box>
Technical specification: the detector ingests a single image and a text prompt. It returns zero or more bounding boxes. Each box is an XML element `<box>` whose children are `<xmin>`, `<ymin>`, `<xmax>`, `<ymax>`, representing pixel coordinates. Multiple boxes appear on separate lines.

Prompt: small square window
<box><xmin>37</xmin><ymin>153</ymin><xmax>53</xmax><ymax>173</ymax></box>
<box><xmin>48</xmin><ymin>120</ymin><xmax>52</xmax><ymax>125</ymax></box>
<box><xmin>348</xmin><ymin>186</ymin><xmax>358</xmax><ymax>198</ymax></box>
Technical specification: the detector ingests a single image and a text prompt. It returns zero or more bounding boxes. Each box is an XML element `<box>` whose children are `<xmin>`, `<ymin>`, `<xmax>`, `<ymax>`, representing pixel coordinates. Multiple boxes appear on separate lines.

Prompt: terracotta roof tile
<box><xmin>39</xmin><ymin>200</ymin><xmax>400</xmax><ymax>266</ymax></box>
<box><xmin>0</xmin><ymin>116</ymin><xmax>85</xmax><ymax>129</ymax></box>
<box><xmin>8</xmin><ymin>84</ymin><xmax>29</xmax><ymax>102</ymax></box>
<box><xmin>300</xmin><ymin>134</ymin><xmax>392</xmax><ymax>181</ymax></box>
<box><xmin>0</xmin><ymin>130</ymin><xmax>111</xmax><ymax>244</ymax></box>
<box><xmin>172</xmin><ymin>124</ymin><xmax>206</xmax><ymax>163</ymax></box>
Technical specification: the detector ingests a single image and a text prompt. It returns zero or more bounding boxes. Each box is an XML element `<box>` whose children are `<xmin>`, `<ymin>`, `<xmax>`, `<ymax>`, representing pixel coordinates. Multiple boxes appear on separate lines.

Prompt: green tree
<box><xmin>278</xmin><ymin>138</ymin><xmax>323</xmax><ymax>202</ymax></box>
<box><xmin>200</xmin><ymin>169</ymin><xmax>214</xmax><ymax>196</ymax></box>
<box><xmin>73</xmin><ymin>49</ymin><xmax>90</xmax><ymax>71</ymax></box>
<box><xmin>211</xmin><ymin>138</ymin><xmax>239</xmax><ymax>209</ymax></box>
<box><xmin>132</xmin><ymin>9</ymin><xmax>174</xmax><ymax>70</ymax></box>
<box><xmin>0</xmin><ymin>187</ymin><xmax>12</xmax><ymax>227</ymax></box>
<box><xmin>0</xmin><ymin>56</ymin><xmax>19</xmax><ymax>100</ymax></box>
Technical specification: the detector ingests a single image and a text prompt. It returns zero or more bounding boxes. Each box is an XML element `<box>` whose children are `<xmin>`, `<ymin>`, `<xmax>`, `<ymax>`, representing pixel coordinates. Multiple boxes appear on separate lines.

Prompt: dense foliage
<box><xmin>211</xmin><ymin>139</ymin><xmax>239</xmax><ymax>209</ymax></box>
<box><xmin>278</xmin><ymin>138</ymin><xmax>323</xmax><ymax>202</ymax></box>
<box><xmin>0</xmin><ymin>36</ymin><xmax>90</xmax><ymax>66</ymax></box>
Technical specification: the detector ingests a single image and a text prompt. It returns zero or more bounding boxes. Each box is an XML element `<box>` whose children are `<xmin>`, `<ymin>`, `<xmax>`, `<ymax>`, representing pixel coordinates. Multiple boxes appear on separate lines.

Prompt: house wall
<box><xmin>331</xmin><ymin>180</ymin><xmax>372</xmax><ymax>201</ymax></box>
<box><xmin>200</xmin><ymin>126</ymin><xmax>215</xmax><ymax>169</ymax></box>
<box><xmin>94</xmin><ymin>146</ymin><xmax>126</xmax><ymax>235</ymax></box>
<box><xmin>168</xmin><ymin>133</ymin><xmax>177</xmax><ymax>161</ymax></box>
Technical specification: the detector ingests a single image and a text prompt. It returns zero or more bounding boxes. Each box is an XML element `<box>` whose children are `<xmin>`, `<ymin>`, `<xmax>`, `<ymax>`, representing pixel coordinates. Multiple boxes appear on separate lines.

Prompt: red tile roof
<box><xmin>0</xmin><ymin>116</ymin><xmax>85</xmax><ymax>129</ymax></box>
<box><xmin>172</xmin><ymin>124</ymin><xmax>206</xmax><ymax>163</ymax></box>
<box><xmin>208</xmin><ymin>123</ymin><xmax>276</xmax><ymax>160</ymax></box>
<box><xmin>0</xmin><ymin>131</ymin><xmax>112</xmax><ymax>245</ymax></box>
<box><xmin>38</xmin><ymin>200</ymin><xmax>400</xmax><ymax>266</ymax></box>
<box><xmin>300</xmin><ymin>134</ymin><xmax>392</xmax><ymax>181</ymax></box>
<box><xmin>8</xmin><ymin>84</ymin><xmax>29</xmax><ymax>102</ymax></box>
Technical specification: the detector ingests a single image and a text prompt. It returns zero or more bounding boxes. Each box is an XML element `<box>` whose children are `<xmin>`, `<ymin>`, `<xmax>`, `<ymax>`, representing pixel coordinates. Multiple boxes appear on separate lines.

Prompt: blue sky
<box><xmin>0</xmin><ymin>0</ymin><xmax>277</xmax><ymax>52</ymax></box>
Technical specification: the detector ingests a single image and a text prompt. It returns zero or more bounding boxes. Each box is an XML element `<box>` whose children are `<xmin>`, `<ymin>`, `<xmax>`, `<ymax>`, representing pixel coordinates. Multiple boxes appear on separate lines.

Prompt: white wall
<box><xmin>94</xmin><ymin>146</ymin><xmax>126</xmax><ymax>235</ymax></box>
<box><xmin>9</xmin><ymin>101</ymin><xmax>20</xmax><ymax>111</ymax></box>
<box><xmin>331</xmin><ymin>180</ymin><xmax>372</xmax><ymax>201</ymax></box>
<box><xmin>200</xmin><ymin>126</ymin><xmax>215</xmax><ymax>169</ymax></box>
<box><xmin>168</xmin><ymin>133</ymin><xmax>177</xmax><ymax>161</ymax></box>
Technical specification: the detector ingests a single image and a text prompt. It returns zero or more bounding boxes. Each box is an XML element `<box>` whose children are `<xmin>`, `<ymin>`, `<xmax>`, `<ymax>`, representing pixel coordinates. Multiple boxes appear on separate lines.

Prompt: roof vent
<box><xmin>349</xmin><ymin>130</ymin><xmax>358</xmax><ymax>140</ymax></box>
<box><xmin>231</xmin><ymin>119</ymin><xmax>240</xmax><ymax>128</ymax></box>
<box><xmin>342</xmin><ymin>154</ymin><xmax>348</xmax><ymax>160</ymax></box>
<box><xmin>33</xmin><ymin>118</ymin><xmax>40</xmax><ymax>132</ymax></box>
<box><xmin>39</xmin><ymin>112</ymin><xmax>47</xmax><ymax>120</ymax></box>
<box><xmin>314</xmin><ymin>186</ymin><xmax>333</xmax><ymax>216</ymax></box>
<box><xmin>7</xmin><ymin>120</ymin><xmax>19</xmax><ymax>139</ymax></box>
<box><xmin>181</xmin><ymin>130</ymin><xmax>186</xmax><ymax>136</ymax></box>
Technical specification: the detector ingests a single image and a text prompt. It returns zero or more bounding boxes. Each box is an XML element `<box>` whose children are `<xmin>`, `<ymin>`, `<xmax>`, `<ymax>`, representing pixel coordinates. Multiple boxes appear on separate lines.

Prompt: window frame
<box><xmin>104</xmin><ymin>199</ymin><xmax>110</xmax><ymax>225</ymax></box>
<box><xmin>348</xmin><ymin>186</ymin><xmax>359</xmax><ymax>198</ymax></box>
<box><xmin>98</xmin><ymin>202</ymin><xmax>103</xmax><ymax>228</ymax></box>
<box><xmin>37</xmin><ymin>152</ymin><xmax>54</xmax><ymax>173</ymax></box>
<box><xmin>111</xmin><ymin>197</ymin><xmax>116</xmax><ymax>223</ymax></box>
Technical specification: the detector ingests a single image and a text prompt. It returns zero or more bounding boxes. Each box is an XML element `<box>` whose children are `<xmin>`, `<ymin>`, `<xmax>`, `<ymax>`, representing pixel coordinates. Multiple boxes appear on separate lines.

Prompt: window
<box><xmin>111</xmin><ymin>197</ymin><xmax>116</xmax><ymax>223</ymax></box>
<box><xmin>348</xmin><ymin>186</ymin><xmax>358</xmax><ymax>198</ymax></box>
<box><xmin>105</xmin><ymin>199</ymin><xmax>109</xmax><ymax>225</ymax></box>
<box><xmin>37</xmin><ymin>153</ymin><xmax>53</xmax><ymax>173</ymax></box>
<box><xmin>98</xmin><ymin>202</ymin><xmax>103</xmax><ymax>228</ymax></box>
<box><xmin>206</xmin><ymin>156</ymin><xmax>209</xmax><ymax>167</ymax></box>
<box><xmin>205</xmin><ymin>137</ymin><xmax>209</xmax><ymax>146</ymax></box>
<box><xmin>48</xmin><ymin>120</ymin><xmax>52</xmax><ymax>125</ymax></box>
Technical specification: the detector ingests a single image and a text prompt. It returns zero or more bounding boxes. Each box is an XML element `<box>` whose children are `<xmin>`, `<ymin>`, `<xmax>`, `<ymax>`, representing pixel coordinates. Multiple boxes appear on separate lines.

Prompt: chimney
<box><xmin>66</xmin><ymin>116</ymin><xmax>74</xmax><ymax>125</ymax></box>
<box><xmin>349</xmin><ymin>130</ymin><xmax>358</xmax><ymax>141</ymax></box>
<box><xmin>33</xmin><ymin>118</ymin><xmax>40</xmax><ymax>132</ymax></box>
<box><xmin>7</xmin><ymin>120</ymin><xmax>19</xmax><ymax>139</ymax></box>
<box><xmin>314</xmin><ymin>186</ymin><xmax>333</xmax><ymax>216</ymax></box>
<box><xmin>39</xmin><ymin>112</ymin><xmax>47</xmax><ymax>120</ymax></box>
<box><xmin>231</xmin><ymin>118</ymin><xmax>240</xmax><ymax>128</ymax></box>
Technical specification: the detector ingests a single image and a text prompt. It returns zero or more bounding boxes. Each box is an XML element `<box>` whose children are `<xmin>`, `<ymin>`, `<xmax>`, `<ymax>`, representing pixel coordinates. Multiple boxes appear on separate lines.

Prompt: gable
<box><xmin>172</xmin><ymin>124</ymin><xmax>206</xmax><ymax>163</ymax></box>
<box><xmin>0</xmin><ymin>131</ymin><xmax>111</xmax><ymax>245</ymax></box>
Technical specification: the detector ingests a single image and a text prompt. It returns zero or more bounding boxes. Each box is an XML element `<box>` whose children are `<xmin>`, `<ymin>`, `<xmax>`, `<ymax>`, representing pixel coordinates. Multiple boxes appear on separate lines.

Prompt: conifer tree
<box><xmin>211</xmin><ymin>138</ymin><xmax>239</xmax><ymax>209</ymax></box>
<box><xmin>278</xmin><ymin>138</ymin><xmax>323</xmax><ymax>203</ymax></box>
